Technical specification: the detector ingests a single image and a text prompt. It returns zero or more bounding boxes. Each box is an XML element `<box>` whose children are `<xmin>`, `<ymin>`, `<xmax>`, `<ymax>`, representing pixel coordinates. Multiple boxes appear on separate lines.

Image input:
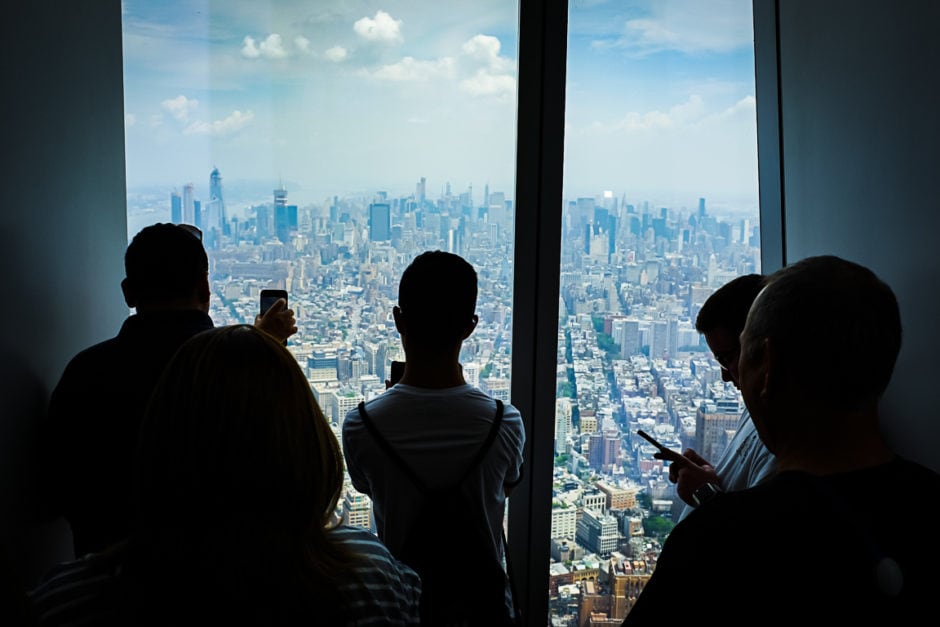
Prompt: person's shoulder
<box><xmin>889</xmin><ymin>456</ymin><xmax>940</xmax><ymax>485</ymax></box>
<box><xmin>331</xmin><ymin>526</ymin><xmax>421</xmax><ymax>579</ymax></box>
<box><xmin>29</xmin><ymin>548</ymin><xmax>125</xmax><ymax>623</ymax></box>
<box><xmin>59</xmin><ymin>335</ymin><xmax>122</xmax><ymax>373</ymax></box>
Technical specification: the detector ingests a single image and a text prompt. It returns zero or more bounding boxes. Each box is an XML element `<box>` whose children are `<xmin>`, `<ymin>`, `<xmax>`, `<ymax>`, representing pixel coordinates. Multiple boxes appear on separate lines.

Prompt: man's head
<box><xmin>394</xmin><ymin>250</ymin><xmax>478</xmax><ymax>351</ymax></box>
<box><xmin>738</xmin><ymin>256</ymin><xmax>901</xmax><ymax>448</ymax></box>
<box><xmin>122</xmin><ymin>223</ymin><xmax>210</xmax><ymax>313</ymax></box>
<box><xmin>695</xmin><ymin>273</ymin><xmax>766</xmax><ymax>387</ymax></box>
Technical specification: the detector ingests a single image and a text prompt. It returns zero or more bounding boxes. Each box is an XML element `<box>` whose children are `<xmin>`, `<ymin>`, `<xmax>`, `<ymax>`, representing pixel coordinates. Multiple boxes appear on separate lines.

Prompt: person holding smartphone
<box><xmin>38</xmin><ymin>223</ymin><xmax>297</xmax><ymax>559</ymax></box>
<box><xmin>624</xmin><ymin>256</ymin><xmax>940</xmax><ymax>624</ymax></box>
<box><xmin>666</xmin><ymin>273</ymin><xmax>776</xmax><ymax>521</ymax></box>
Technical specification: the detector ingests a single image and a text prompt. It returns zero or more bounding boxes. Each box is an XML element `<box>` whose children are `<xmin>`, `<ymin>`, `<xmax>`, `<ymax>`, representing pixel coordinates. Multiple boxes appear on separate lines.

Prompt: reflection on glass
<box><xmin>549</xmin><ymin>1</ymin><xmax>760</xmax><ymax>623</ymax></box>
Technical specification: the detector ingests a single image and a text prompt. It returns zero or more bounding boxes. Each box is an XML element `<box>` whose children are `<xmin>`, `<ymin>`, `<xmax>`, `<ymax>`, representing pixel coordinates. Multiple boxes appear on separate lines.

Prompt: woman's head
<box><xmin>136</xmin><ymin>324</ymin><xmax>343</xmax><ymax>534</ymax></box>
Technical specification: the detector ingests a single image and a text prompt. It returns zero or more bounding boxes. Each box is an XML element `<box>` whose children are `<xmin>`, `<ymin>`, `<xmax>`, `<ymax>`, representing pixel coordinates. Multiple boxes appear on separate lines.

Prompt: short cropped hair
<box><xmin>124</xmin><ymin>223</ymin><xmax>208</xmax><ymax>303</ymax></box>
<box><xmin>744</xmin><ymin>255</ymin><xmax>902</xmax><ymax>410</ymax></box>
<box><xmin>695</xmin><ymin>274</ymin><xmax>767</xmax><ymax>336</ymax></box>
<box><xmin>398</xmin><ymin>250</ymin><xmax>477</xmax><ymax>345</ymax></box>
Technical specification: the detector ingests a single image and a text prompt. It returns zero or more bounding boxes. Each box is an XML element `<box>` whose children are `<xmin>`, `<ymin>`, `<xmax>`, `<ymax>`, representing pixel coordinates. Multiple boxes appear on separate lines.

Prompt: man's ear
<box><xmin>121</xmin><ymin>278</ymin><xmax>137</xmax><ymax>308</ymax></box>
<box><xmin>759</xmin><ymin>337</ymin><xmax>775</xmax><ymax>402</ymax></box>
<box><xmin>197</xmin><ymin>274</ymin><xmax>211</xmax><ymax>307</ymax></box>
<box><xmin>392</xmin><ymin>306</ymin><xmax>406</xmax><ymax>334</ymax></box>
<box><xmin>461</xmin><ymin>314</ymin><xmax>479</xmax><ymax>340</ymax></box>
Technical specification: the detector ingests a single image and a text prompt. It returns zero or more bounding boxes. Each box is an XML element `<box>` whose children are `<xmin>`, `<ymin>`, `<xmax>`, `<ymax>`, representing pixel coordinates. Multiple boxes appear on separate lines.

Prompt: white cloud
<box><xmin>325</xmin><ymin>45</ymin><xmax>348</xmax><ymax>62</ymax></box>
<box><xmin>241</xmin><ymin>34</ymin><xmax>288</xmax><ymax>60</ymax></box>
<box><xmin>295</xmin><ymin>36</ymin><xmax>310</xmax><ymax>54</ymax></box>
<box><xmin>183</xmin><ymin>110</ymin><xmax>255</xmax><ymax>137</ymax></box>
<box><xmin>161</xmin><ymin>95</ymin><xmax>199</xmax><ymax>122</ymax></box>
<box><xmin>462</xmin><ymin>34</ymin><xmax>509</xmax><ymax>71</ymax></box>
<box><xmin>611</xmin><ymin>95</ymin><xmax>705</xmax><ymax>132</ymax></box>
<box><xmin>595</xmin><ymin>0</ymin><xmax>753</xmax><ymax>56</ymax></box>
<box><xmin>364</xmin><ymin>33</ymin><xmax>515</xmax><ymax>101</ymax></box>
<box><xmin>370</xmin><ymin>56</ymin><xmax>455</xmax><ymax>81</ymax></box>
<box><xmin>125</xmin><ymin>113</ymin><xmax>136</xmax><ymax>127</ymax></box>
<box><xmin>713</xmin><ymin>95</ymin><xmax>756</xmax><ymax>120</ymax></box>
<box><xmin>353</xmin><ymin>10</ymin><xmax>403</xmax><ymax>43</ymax></box>
<box><xmin>459</xmin><ymin>71</ymin><xmax>516</xmax><ymax>99</ymax></box>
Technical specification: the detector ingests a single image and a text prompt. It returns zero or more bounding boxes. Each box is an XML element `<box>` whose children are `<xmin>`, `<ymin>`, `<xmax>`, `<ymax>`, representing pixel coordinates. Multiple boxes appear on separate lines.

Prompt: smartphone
<box><xmin>260</xmin><ymin>289</ymin><xmax>288</xmax><ymax>315</ymax></box>
<box><xmin>389</xmin><ymin>360</ymin><xmax>405</xmax><ymax>385</ymax></box>
<box><xmin>637</xmin><ymin>429</ymin><xmax>683</xmax><ymax>462</ymax></box>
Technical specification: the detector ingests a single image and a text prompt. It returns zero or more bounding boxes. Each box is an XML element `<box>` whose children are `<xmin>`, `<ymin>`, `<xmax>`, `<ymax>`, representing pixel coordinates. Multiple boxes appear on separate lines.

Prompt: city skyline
<box><xmin>122</xmin><ymin>0</ymin><xmax>758</xmax><ymax>208</ymax></box>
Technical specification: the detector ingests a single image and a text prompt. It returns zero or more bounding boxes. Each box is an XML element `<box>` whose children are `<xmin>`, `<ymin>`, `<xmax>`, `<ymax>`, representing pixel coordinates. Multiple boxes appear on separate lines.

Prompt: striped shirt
<box><xmin>29</xmin><ymin>525</ymin><xmax>421</xmax><ymax>626</ymax></box>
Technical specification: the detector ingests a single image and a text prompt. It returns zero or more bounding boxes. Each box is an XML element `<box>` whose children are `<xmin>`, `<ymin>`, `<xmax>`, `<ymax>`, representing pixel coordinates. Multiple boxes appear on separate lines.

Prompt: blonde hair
<box><xmin>129</xmin><ymin>325</ymin><xmax>352</xmax><ymax>623</ymax></box>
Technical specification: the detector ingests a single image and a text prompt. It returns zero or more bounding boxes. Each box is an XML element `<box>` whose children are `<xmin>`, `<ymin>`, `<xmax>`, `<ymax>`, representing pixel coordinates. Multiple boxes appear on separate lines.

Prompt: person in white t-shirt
<box><xmin>342</xmin><ymin>250</ymin><xmax>525</xmax><ymax>625</ymax></box>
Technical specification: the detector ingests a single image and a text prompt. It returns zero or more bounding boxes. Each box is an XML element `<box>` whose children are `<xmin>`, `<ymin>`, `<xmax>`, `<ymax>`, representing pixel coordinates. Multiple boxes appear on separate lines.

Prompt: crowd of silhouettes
<box><xmin>16</xmin><ymin>221</ymin><xmax>940</xmax><ymax>626</ymax></box>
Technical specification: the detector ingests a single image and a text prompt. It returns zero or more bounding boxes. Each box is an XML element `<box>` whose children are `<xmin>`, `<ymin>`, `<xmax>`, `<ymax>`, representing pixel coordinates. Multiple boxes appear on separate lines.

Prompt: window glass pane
<box><xmin>550</xmin><ymin>0</ymin><xmax>760</xmax><ymax>621</ymax></box>
<box><xmin>122</xmin><ymin>0</ymin><xmax>519</xmax><ymax>524</ymax></box>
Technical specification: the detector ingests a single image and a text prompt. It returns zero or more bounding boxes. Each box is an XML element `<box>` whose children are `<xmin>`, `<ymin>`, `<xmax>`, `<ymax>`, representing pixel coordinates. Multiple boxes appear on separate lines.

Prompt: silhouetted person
<box><xmin>342</xmin><ymin>250</ymin><xmax>525</xmax><ymax>625</ymax></box>
<box><xmin>623</xmin><ymin>255</ymin><xmax>940</xmax><ymax>624</ymax></box>
<box><xmin>39</xmin><ymin>223</ymin><xmax>296</xmax><ymax>558</ymax></box>
<box><xmin>30</xmin><ymin>325</ymin><xmax>421</xmax><ymax>626</ymax></box>
<box><xmin>663</xmin><ymin>274</ymin><xmax>776</xmax><ymax>521</ymax></box>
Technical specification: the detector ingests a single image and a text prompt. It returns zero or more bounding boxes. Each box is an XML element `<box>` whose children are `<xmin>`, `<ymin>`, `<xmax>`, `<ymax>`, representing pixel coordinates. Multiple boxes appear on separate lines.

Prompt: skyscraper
<box><xmin>369</xmin><ymin>202</ymin><xmax>391</xmax><ymax>242</ymax></box>
<box><xmin>207</xmin><ymin>167</ymin><xmax>226</xmax><ymax>236</ymax></box>
<box><xmin>182</xmin><ymin>182</ymin><xmax>195</xmax><ymax>225</ymax></box>
<box><xmin>170</xmin><ymin>190</ymin><xmax>182</xmax><ymax>224</ymax></box>
<box><xmin>274</xmin><ymin>183</ymin><xmax>289</xmax><ymax>243</ymax></box>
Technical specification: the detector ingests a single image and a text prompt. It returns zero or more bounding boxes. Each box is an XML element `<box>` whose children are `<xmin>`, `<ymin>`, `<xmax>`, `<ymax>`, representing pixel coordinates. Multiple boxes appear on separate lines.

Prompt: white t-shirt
<box><xmin>677</xmin><ymin>408</ymin><xmax>776</xmax><ymax>521</ymax></box>
<box><xmin>341</xmin><ymin>383</ymin><xmax>525</xmax><ymax>562</ymax></box>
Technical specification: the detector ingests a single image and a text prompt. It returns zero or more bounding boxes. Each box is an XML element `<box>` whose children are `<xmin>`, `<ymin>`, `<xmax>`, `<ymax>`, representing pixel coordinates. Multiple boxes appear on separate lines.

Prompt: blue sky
<box><xmin>122</xmin><ymin>0</ymin><xmax>758</xmax><ymax>212</ymax></box>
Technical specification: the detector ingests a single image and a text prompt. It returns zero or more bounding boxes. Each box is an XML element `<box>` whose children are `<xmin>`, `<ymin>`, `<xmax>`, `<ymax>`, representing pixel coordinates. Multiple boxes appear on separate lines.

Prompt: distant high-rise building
<box><xmin>416</xmin><ymin>176</ymin><xmax>426</xmax><ymax>205</ymax></box>
<box><xmin>576</xmin><ymin>508</ymin><xmax>619</xmax><ymax>557</ymax></box>
<box><xmin>695</xmin><ymin>399</ymin><xmax>741</xmax><ymax>462</ymax></box>
<box><xmin>588</xmin><ymin>430</ymin><xmax>620</xmax><ymax>472</ymax></box>
<box><xmin>369</xmin><ymin>203</ymin><xmax>391</xmax><ymax>241</ymax></box>
<box><xmin>182</xmin><ymin>182</ymin><xmax>195</xmax><ymax>225</ymax></box>
<box><xmin>207</xmin><ymin>167</ymin><xmax>227</xmax><ymax>237</ymax></box>
<box><xmin>274</xmin><ymin>183</ymin><xmax>290</xmax><ymax>243</ymax></box>
<box><xmin>170</xmin><ymin>191</ymin><xmax>182</xmax><ymax>224</ymax></box>
<box><xmin>555</xmin><ymin>397</ymin><xmax>573</xmax><ymax>455</ymax></box>
<box><xmin>342</xmin><ymin>487</ymin><xmax>373</xmax><ymax>530</ymax></box>
<box><xmin>550</xmin><ymin>504</ymin><xmax>577</xmax><ymax>540</ymax></box>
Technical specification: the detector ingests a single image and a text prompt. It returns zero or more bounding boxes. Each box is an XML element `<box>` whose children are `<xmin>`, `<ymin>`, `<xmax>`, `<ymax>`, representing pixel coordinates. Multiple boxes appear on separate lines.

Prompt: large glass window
<box><xmin>122</xmin><ymin>0</ymin><xmax>520</xmax><ymax>416</ymax></box>
<box><xmin>123</xmin><ymin>1</ymin><xmax>761</xmax><ymax>624</ymax></box>
<box><xmin>548</xmin><ymin>1</ymin><xmax>760</xmax><ymax>622</ymax></box>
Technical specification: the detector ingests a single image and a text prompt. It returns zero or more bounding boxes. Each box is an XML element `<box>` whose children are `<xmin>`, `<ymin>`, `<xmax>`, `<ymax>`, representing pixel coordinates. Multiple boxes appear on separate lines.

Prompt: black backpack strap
<box><xmin>357</xmin><ymin>399</ymin><xmax>504</xmax><ymax>494</ymax></box>
<box><xmin>357</xmin><ymin>401</ymin><xmax>430</xmax><ymax>492</ymax></box>
<box><xmin>456</xmin><ymin>399</ymin><xmax>504</xmax><ymax>486</ymax></box>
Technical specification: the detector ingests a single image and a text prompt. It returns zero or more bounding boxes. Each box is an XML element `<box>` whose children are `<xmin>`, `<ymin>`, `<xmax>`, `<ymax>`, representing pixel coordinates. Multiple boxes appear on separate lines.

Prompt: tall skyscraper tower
<box><xmin>369</xmin><ymin>202</ymin><xmax>391</xmax><ymax>242</ymax></box>
<box><xmin>274</xmin><ymin>182</ymin><xmax>289</xmax><ymax>243</ymax></box>
<box><xmin>182</xmin><ymin>182</ymin><xmax>195</xmax><ymax>225</ymax></box>
<box><xmin>170</xmin><ymin>190</ymin><xmax>182</xmax><ymax>224</ymax></box>
<box><xmin>208</xmin><ymin>167</ymin><xmax>227</xmax><ymax>235</ymax></box>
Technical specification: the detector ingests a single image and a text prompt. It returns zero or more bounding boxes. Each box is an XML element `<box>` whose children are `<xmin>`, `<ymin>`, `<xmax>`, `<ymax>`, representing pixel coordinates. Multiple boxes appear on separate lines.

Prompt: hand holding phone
<box><xmin>637</xmin><ymin>429</ymin><xmax>685</xmax><ymax>464</ymax></box>
<box><xmin>257</xmin><ymin>289</ymin><xmax>295</xmax><ymax>344</ymax></box>
<box><xmin>260</xmin><ymin>289</ymin><xmax>288</xmax><ymax>315</ymax></box>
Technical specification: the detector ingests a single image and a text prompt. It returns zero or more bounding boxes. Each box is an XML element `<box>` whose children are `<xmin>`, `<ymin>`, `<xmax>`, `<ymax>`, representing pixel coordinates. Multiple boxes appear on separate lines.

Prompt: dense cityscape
<box><xmin>128</xmin><ymin>168</ymin><xmax>760</xmax><ymax>625</ymax></box>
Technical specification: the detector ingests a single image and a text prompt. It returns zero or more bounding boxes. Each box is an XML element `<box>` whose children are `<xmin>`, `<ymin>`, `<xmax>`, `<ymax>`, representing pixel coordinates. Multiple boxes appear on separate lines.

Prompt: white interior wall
<box><xmin>0</xmin><ymin>0</ymin><xmax>128</xmax><ymax>584</ymax></box>
<box><xmin>774</xmin><ymin>0</ymin><xmax>940</xmax><ymax>472</ymax></box>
